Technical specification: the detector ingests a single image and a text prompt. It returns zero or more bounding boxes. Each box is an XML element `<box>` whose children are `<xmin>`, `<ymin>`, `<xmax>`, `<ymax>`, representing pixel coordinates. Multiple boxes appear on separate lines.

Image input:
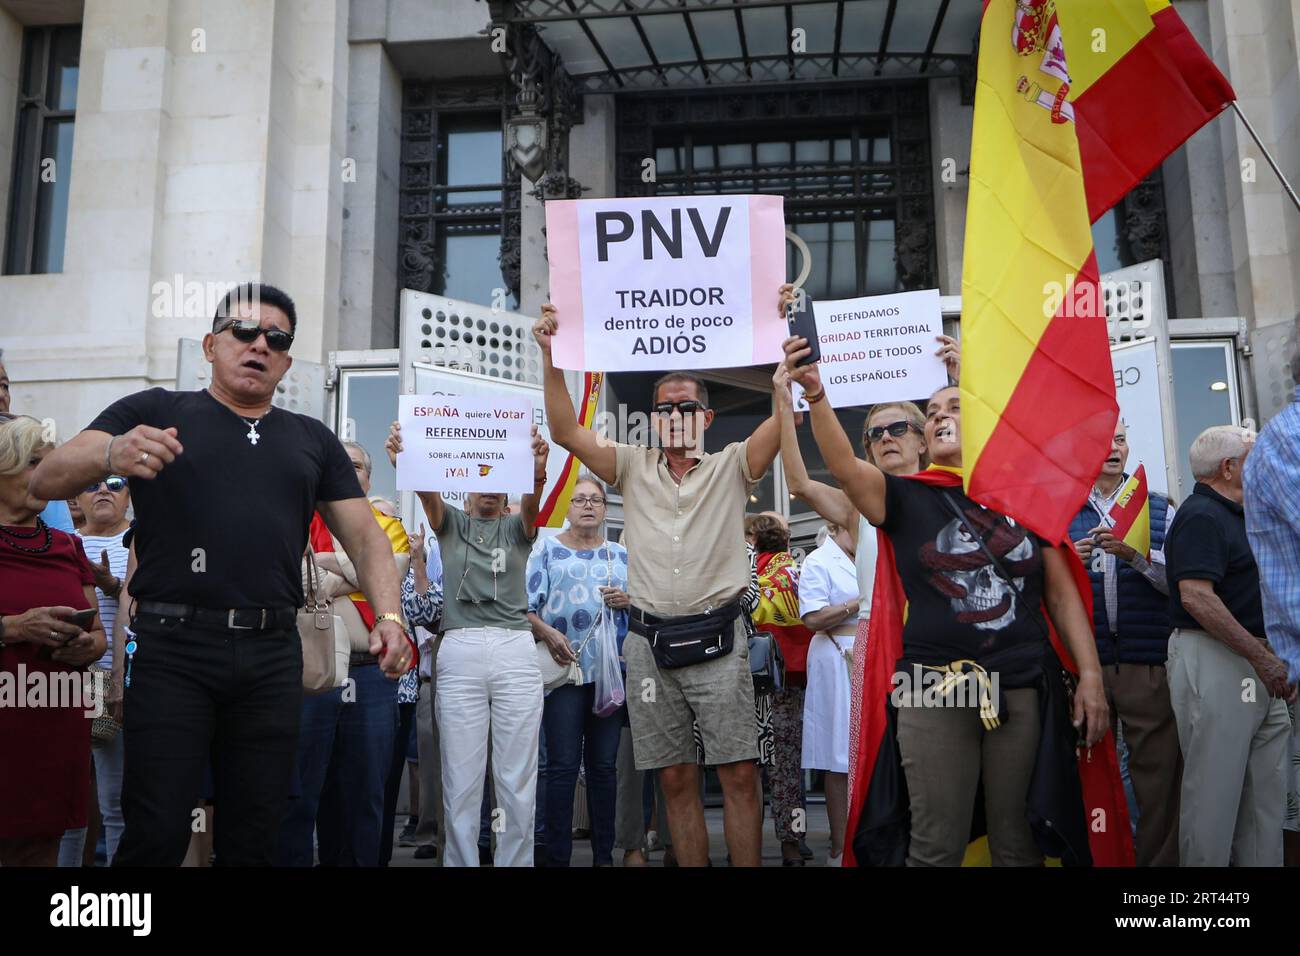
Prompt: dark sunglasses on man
<box><xmin>652</xmin><ymin>400</ymin><xmax>707</xmax><ymax>416</ymax></box>
<box><xmin>865</xmin><ymin>420</ymin><xmax>918</xmax><ymax>443</ymax></box>
<box><xmin>216</xmin><ymin>318</ymin><xmax>294</xmax><ymax>352</ymax></box>
<box><xmin>85</xmin><ymin>476</ymin><xmax>127</xmax><ymax>494</ymax></box>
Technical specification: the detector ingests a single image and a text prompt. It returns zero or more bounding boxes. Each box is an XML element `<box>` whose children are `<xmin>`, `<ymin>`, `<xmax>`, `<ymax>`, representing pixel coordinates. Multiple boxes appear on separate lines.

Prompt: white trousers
<box><xmin>435</xmin><ymin>627</ymin><xmax>543</xmax><ymax>867</ymax></box>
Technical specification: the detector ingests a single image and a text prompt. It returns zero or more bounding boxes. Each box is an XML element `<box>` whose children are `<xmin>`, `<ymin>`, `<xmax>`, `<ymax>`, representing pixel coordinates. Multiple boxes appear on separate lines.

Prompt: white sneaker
<box><xmin>826</xmin><ymin>852</ymin><xmax>842</xmax><ymax>867</ymax></box>
<box><xmin>645</xmin><ymin>830</ymin><xmax>662</xmax><ymax>852</ymax></box>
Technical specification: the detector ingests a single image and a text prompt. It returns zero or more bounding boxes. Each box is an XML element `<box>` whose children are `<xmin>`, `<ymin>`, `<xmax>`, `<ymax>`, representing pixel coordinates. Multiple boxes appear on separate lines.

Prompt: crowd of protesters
<box><xmin>0</xmin><ymin>286</ymin><xmax>1297</xmax><ymax>868</ymax></box>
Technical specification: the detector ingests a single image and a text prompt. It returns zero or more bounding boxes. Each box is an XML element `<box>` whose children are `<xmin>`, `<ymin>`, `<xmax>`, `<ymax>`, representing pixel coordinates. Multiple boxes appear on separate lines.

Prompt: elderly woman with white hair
<box><xmin>0</xmin><ymin>414</ymin><xmax>107</xmax><ymax>866</ymax></box>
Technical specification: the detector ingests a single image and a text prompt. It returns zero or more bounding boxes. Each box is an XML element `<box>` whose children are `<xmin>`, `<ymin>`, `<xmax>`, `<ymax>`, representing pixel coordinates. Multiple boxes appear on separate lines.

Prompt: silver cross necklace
<box><xmin>241</xmin><ymin>407</ymin><xmax>272</xmax><ymax>445</ymax></box>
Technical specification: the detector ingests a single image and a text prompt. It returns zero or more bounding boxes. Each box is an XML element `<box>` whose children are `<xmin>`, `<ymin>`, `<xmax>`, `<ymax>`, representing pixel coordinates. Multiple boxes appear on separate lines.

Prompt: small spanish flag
<box><xmin>536</xmin><ymin>371</ymin><xmax>604</xmax><ymax>528</ymax></box>
<box><xmin>1107</xmin><ymin>465</ymin><xmax>1151</xmax><ymax>560</ymax></box>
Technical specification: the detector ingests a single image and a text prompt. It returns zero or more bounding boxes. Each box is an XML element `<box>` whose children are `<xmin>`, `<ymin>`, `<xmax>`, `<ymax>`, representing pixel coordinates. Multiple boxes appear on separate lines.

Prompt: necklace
<box><xmin>0</xmin><ymin>518</ymin><xmax>52</xmax><ymax>554</ymax></box>
<box><xmin>206</xmin><ymin>389</ymin><xmax>272</xmax><ymax>445</ymax></box>
<box><xmin>241</xmin><ymin>407</ymin><xmax>271</xmax><ymax>446</ymax></box>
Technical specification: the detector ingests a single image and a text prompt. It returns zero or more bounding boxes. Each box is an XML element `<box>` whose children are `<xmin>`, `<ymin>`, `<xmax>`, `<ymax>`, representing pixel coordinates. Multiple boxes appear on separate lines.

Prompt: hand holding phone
<box><xmin>61</xmin><ymin>608</ymin><xmax>98</xmax><ymax>632</ymax></box>
<box><xmin>785</xmin><ymin>290</ymin><xmax>821</xmax><ymax>367</ymax></box>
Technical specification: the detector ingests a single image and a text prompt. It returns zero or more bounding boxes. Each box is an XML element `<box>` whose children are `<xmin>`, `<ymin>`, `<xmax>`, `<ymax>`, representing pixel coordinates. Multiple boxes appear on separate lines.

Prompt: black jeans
<box><xmin>113</xmin><ymin>616</ymin><xmax>302</xmax><ymax>867</ymax></box>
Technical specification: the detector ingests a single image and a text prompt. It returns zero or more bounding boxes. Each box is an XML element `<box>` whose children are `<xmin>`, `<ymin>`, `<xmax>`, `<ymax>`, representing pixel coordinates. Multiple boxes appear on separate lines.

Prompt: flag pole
<box><xmin>1231</xmin><ymin>101</ymin><xmax>1300</xmax><ymax>213</ymax></box>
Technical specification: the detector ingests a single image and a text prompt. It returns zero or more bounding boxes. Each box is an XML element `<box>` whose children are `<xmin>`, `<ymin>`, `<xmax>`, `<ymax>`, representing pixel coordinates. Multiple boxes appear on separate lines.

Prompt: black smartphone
<box><xmin>62</xmin><ymin>608</ymin><xmax>97</xmax><ymax>631</ymax></box>
<box><xmin>786</xmin><ymin>290</ymin><xmax>821</xmax><ymax>367</ymax></box>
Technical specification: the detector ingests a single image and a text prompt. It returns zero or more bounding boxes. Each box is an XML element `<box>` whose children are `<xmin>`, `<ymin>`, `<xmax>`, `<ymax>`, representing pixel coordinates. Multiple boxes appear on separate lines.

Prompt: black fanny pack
<box><xmin>628</xmin><ymin>602</ymin><xmax>741</xmax><ymax>669</ymax></box>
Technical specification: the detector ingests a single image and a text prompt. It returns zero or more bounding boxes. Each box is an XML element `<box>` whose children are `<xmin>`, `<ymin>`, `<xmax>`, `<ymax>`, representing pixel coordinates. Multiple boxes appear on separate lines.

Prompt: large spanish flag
<box><xmin>1071</xmin><ymin>1</ymin><xmax>1235</xmax><ymax>222</ymax></box>
<box><xmin>1107</xmin><ymin>464</ymin><xmax>1151</xmax><ymax>559</ymax></box>
<box><xmin>961</xmin><ymin>0</ymin><xmax>1232</xmax><ymax>544</ymax></box>
<box><xmin>536</xmin><ymin>371</ymin><xmax>604</xmax><ymax>527</ymax></box>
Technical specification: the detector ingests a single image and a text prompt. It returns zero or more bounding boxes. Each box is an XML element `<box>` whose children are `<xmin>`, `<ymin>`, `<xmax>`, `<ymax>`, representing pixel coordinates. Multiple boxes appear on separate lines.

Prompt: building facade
<box><xmin>0</xmin><ymin>0</ymin><xmax>1297</xmax><ymax>524</ymax></box>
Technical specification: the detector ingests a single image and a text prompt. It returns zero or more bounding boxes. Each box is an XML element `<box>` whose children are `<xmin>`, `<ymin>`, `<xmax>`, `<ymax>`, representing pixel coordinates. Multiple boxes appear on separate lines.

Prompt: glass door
<box><xmin>337</xmin><ymin>367</ymin><xmax>401</xmax><ymax>506</ymax></box>
<box><xmin>1170</xmin><ymin>339</ymin><xmax>1242</xmax><ymax>500</ymax></box>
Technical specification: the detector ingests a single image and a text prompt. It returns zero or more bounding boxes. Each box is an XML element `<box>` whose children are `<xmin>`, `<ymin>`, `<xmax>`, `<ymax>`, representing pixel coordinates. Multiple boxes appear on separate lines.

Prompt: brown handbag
<box><xmin>299</xmin><ymin>549</ymin><xmax>344</xmax><ymax>694</ymax></box>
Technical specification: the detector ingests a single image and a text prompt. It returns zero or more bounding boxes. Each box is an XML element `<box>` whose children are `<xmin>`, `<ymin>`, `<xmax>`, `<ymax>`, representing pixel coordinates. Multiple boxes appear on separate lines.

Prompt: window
<box><xmin>619</xmin><ymin>84</ymin><xmax>936</xmax><ymax>300</ymax></box>
<box><xmin>337</xmin><ymin>368</ymin><xmax>401</xmax><ymax>505</ymax></box>
<box><xmin>647</xmin><ymin>126</ymin><xmax>903</xmax><ymax>300</ymax></box>
<box><xmin>4</xmin><ymin>25</ymin><xmax>80</xmax><ymax>275</ymax></box>
<box><xmin>1170</xmin><ymin>339</ymin><xmax>1241</xmax><ymax>498</ymax></box>
<box><xmin>399</xmin><ymin>85</ymin><xmax>521</xmax><ymax>321</ymax></box>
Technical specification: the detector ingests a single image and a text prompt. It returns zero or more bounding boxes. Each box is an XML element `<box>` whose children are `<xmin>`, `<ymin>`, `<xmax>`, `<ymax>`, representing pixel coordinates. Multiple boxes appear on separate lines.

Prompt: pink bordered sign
<box><xmin>545</xmin><ymin>194</ymin><xmax>787</xmax><ymax>372</ymax></box>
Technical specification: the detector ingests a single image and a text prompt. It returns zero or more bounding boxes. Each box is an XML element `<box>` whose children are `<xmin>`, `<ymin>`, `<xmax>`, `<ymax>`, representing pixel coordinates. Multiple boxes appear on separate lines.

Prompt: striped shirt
<box><xmin>77</xmin><ymin>528</ymin><xmax>129</xmax><ymax>669</ymax></box>
<box><xmin>1244</xmin><ymin>386</ymin><xmax>1300</xmax><ymax>685</ymax></box>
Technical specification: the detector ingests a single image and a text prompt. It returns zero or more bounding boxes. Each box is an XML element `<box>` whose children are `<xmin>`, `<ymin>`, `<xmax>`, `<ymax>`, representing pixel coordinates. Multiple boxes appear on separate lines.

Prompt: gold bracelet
<box><xmin>375</xmin><ymin>612</ymin><xmax>408</xmax><ymax>633</ymax></box>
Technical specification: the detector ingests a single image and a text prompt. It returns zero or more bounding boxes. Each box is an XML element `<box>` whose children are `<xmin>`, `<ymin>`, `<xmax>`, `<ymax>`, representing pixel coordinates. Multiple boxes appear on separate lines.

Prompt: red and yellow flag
<box><xmin>1107</xmin><ymin>464</ymin><xmax>1151</xmax><ymax>559</ymax></box>
<box><xmin>961</xmin><ymin>0</ymin><xmax>1231</xmax><ymax>544</ymax></box>
<box><xmin>1071</xmin><ymin>1</ymin><xmax>1235</xmax><ymax>222</ymax></box>
<box><xmin>535</xmin><ymin>371</ymin><xmax>603</xmax><ymax>528</ymax></box>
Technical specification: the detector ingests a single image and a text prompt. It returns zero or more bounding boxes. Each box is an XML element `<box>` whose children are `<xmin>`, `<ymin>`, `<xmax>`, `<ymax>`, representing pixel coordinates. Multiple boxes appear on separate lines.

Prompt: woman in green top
<box><xmin>386</xmin><ymin>420</ymin><xmax>550</xmax><ymax>868</ymax></box>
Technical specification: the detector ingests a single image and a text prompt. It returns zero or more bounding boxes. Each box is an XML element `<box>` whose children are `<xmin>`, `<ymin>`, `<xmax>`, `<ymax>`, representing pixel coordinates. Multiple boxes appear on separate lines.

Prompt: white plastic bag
<box><xmin>591</xmin><ymin>604</ymin><xmax>625</xmax><ymax>717</ymax></box>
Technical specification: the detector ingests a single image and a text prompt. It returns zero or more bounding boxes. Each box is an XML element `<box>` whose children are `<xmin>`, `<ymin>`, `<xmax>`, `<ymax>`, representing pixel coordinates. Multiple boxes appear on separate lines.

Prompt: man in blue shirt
<box><xmin>1244</xmin><ymin>337</ymin><xmax>1300</xmax><ymax>861</ymax></box>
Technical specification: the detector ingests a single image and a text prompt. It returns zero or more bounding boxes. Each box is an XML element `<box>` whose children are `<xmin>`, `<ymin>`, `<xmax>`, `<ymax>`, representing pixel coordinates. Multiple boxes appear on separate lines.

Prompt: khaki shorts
<box><xmin>623</xmin><ymin>618</ymin><xmax>758</xmax><ymax>770</ymax></box>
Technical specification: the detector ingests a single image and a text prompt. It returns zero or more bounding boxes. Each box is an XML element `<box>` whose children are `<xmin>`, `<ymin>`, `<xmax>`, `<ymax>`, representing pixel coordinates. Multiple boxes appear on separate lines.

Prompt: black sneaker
<box><xmin>413</xmin><ymin>844</ymin><xmax>438</xmax><ymax>860</ymax></box>
<box><xmin>398</xmin><ymin>822</ymin><xmax>419</xmax><ymax>847</ymax></box>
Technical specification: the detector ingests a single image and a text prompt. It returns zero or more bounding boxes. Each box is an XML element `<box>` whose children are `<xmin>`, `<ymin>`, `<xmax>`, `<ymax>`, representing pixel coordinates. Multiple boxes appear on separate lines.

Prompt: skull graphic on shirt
<box><xmin>919</xmin><ymin>507</ymin><xmax>1037</xmax><ymax>633</ymax></box>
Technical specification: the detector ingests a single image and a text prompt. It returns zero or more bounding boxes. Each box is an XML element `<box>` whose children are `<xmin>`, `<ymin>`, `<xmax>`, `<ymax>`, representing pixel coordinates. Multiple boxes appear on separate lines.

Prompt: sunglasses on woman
<box><xmin>85</xmin><ymin>476</ymin><xmax>127</xmax><ymax>493</ymax></box>
<box><xmin>216</xmin><ymin>319</ymin><xmax>295</xmax><ymax>352</ymax></box>
<box><xmin>865</xmin><ymin>421</ymin><xmax>917</xmax><ymax>443</ymax></box>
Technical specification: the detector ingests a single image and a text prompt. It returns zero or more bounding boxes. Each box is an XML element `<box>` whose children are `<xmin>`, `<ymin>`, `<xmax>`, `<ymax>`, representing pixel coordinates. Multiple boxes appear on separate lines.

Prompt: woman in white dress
<box><xmin>797</xmin><ymin>521</ymin><xmax>860</xmax><ymax>865</ymax></box>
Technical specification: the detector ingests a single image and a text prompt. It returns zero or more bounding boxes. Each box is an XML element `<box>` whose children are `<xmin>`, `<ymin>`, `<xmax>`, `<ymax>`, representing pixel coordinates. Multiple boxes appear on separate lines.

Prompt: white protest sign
<box><xmin>545</xmin><ymin>194</ymin><xmax>786</xmax><ymax>372</ymax></box>
<box><xmin>396</xmin><ymin>394</ymin><xmax>534</xmax><ymax>495</ymax></box>
<box><xmin>1110</xmin><ymin>338</ymin><xmax>1170</xmax><ymax>496</ymax></box>
<box><xmin>815</xmin><ymin>289</ymin><xmax>946</xmax><ymax>408</ymax></box>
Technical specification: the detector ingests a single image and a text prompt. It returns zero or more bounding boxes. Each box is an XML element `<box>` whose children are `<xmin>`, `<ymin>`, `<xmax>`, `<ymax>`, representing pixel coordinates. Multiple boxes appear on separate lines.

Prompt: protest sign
<box><xmin>814</xmin><ymin>289</ymin><xmax>946</xmax><ymax>408</ymax></box>
<box><xmin>545</xmin><ymin>194</ymin><xmax>786</xmax><ymax>372</ymax></box>
<box><xmin>396</xmin><ymin>393</ymin><xmax>534</xmax><ymax>496</ymax></box>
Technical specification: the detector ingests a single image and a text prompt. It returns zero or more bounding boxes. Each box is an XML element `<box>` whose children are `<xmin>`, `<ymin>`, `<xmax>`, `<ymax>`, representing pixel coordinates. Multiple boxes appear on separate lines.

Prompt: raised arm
<box><xmin>772</xmin><ymin>364</ymin><xmax>857</xmax><ymax>533</ymax></box>
<box><xmin>532</xmin><ymin>304</ymin><xmax>616</xmax><ymax>485</ymax></box>
<box><xmin>518</xmin><ymin>425</ymin><xmax>550</xmax><ymax>537</ymax></box>
<box><xmin>781</xmin><ymin>337</ymin><xmax>888</xmax><ymax>526</ymax></box>
<box><xmin>386</xmin><ymin>420</ymin><xmax>444</xmax><ymax>532</ymax></box>
<box><xmin>741</xmin><ymin>283</ymin><xmax>798</xmax><ymax>479</ymax></box>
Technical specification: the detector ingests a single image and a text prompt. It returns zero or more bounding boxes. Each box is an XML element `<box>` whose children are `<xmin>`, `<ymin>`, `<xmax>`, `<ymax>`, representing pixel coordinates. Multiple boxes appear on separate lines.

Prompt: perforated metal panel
<box><xmin>174</xmin><ymin>339</ymin><xmax>328</xmax><ymax>422</ymax></box>
<box><xmin>401</xmin><ymin>292</ymin><xmax>543</xmax><ymax>386</ymax></box>
<box><xmin>1251</xmin><ymin>321</ymin><xmax>1297</xmax><ymax>425</ymax></box>
<box><xmin>1100</xmin><ymin>259</ymin><xmax>1167</xmax><ymax>345</ymax></box>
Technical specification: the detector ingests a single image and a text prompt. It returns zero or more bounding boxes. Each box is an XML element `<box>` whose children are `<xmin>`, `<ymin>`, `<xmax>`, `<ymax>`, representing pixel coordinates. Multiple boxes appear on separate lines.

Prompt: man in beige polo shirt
<box><xmin>532</xmin><ymin>290</ymin><xmax>787</xmax><ymax>867</ymax></box>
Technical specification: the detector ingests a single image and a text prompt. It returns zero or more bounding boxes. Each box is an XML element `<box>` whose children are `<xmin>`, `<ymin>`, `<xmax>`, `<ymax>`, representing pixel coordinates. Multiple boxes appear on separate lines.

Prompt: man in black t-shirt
<box><xmin>30</xmin><ymin>283</ymin><xmax>413</xmax><ymax>867</ymax></box>
<box><xmin>1164</xmin><ymin>425</ymin><xmax>1293</xmax><ymax>867</ymax></box>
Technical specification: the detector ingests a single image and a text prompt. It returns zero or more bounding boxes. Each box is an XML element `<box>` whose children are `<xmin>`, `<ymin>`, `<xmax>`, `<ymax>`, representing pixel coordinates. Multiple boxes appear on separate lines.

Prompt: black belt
<box><xmin>349</xmin><ymin>651</ymin><xmax>381</xmax><ymax>668</ymax></box>
<box><xmin>134</xmin><ymin>601</ymin><xmax>296</xmax><ymax>633</ymax></box>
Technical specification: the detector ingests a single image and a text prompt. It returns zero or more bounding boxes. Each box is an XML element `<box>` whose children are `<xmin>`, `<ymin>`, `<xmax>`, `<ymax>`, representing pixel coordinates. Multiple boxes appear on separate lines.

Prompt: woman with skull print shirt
<box><xmin>782</xmin><ymin>337</ymin><xmax>1114</xmax><ymax>867</ymax></box>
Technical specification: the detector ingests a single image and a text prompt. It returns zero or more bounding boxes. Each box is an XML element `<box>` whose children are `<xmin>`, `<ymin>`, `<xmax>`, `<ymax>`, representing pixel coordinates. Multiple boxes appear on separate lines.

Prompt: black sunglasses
<box><xmin>652</xmin><ymin>400</ymin><xmax>707</xmax><ymax>416</ymax></box>
<box><xmin>217</xmin><ymin>319</ymin><xmax>294</xmax><ymax>352</ymax></box>
<box><xmin>865</xmin><ymin>421</ymin><xmax>917</xmax><ymax>443</ymax></box>
<box><xmin>85</xmin><ymin>476</ymin><xmax>127</xmax><ymax>494</ymax></box>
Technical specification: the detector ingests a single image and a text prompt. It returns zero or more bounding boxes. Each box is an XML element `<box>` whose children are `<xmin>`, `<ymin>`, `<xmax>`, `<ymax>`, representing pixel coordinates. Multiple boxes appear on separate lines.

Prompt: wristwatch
<box><xmin>375</xmin><ymin>612</ymin><xmax>408</xmax><ymax>633</ymax></box>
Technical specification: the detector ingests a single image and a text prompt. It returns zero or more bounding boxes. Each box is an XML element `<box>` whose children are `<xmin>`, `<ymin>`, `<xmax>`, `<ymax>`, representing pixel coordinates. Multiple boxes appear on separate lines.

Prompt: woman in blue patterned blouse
<box><xmin>526</xmin><ymin>475</ymin><xmax>629</xmax><ymax>867</ymax></box>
